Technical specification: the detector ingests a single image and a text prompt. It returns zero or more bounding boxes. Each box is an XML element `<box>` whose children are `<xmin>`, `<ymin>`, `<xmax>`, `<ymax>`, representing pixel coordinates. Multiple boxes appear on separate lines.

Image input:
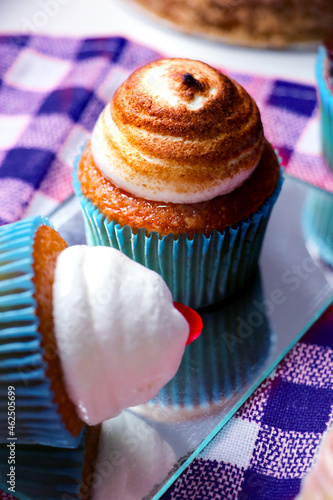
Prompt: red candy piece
<box><xmin>173</xmin><ymin>302</ymin><xmax>203</xmax><ymax>345</ymax></box>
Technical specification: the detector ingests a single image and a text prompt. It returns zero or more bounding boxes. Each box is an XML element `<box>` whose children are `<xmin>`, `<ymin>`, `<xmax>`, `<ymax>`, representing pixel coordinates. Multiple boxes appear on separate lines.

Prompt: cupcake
<box><xmin>316</xmin><ymin>31</ymin><xmax>333</xmax><ymax>172</ymax></box>
<box><xmin>0</xmin><ymin>216</ymin><xmax>83</xmax><ymax>448</ymax></box>
<box><xmin>303</xmin><ymin>188</ymin><xmax>333</xmax><ymax>269</ymax></box>
<box><xmin>0</xmin><ymin>216</ymin><xmax>201</xmax><ymax>447</ymax></box>
<box><xmin>74</xmin><ymin>58</ymin><xmax>283</xmax><ymax>309</ymax></box>
<box><xmin>303</xmin><ymin>37</ymin><xmax>333</xmax><ymax>270</ymax></box>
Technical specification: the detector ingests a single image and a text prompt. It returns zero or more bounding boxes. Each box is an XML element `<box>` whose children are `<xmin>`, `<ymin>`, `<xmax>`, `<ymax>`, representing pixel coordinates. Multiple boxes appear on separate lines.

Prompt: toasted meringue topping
<box><xmin>91</xmin><ymin>58</ymin><xmax>264</xmax><ymax>203</ymax></box>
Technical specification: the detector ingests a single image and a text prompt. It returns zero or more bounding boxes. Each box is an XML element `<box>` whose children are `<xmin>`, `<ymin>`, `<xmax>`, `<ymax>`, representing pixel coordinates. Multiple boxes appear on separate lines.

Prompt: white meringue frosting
<box><xmin>91</xmin><ymin>58</ymin><xmax>264</xmax><ymax>204</ymax></box>
<box><xmin>53</xmin><ymin>245</ymin><xmax>189</xmax><ymax>425</ymax></box>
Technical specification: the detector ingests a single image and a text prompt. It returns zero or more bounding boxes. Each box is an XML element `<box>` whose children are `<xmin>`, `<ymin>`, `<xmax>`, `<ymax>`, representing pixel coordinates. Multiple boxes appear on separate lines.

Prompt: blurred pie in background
<box><xmin>127</xmin><ymin>0</ymin><xmax>333</xmax><ymax>48</ymax></box>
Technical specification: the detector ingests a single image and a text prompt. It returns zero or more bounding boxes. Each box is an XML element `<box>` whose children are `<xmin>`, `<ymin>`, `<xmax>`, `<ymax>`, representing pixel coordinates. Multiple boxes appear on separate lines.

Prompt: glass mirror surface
<box><xmin>1</xmin><ymin>176</ymin><xmax>332</xmax><ymax>500</ymax></box>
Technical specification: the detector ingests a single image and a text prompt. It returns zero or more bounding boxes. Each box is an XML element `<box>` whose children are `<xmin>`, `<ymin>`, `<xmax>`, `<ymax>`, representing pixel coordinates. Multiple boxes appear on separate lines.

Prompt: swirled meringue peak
<box><xmin>53</xmin><ymin>245</ymin><xmax>191</xmax><ymax>425</ymax></box>
<box><xmin>91</xmin><ymin>58</ymin><xmax>265</xmax><ymax>204</ymax></box>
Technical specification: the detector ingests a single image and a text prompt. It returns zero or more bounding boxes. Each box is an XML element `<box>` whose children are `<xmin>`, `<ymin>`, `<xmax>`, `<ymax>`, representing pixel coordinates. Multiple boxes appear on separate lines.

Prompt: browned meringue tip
<box><xmin>91</xmin><ymin>57</ymin><xmax>265</xmax><ymax>204</ymax></box>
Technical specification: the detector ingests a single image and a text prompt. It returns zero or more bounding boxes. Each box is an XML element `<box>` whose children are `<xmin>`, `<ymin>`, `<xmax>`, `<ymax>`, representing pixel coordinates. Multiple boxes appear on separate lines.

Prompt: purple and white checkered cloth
<box><xmin>163</xmin><ymin>307</ymin><xmax>333</xmax><ymax>500</ymax></box>
<box><xmin>0</xmin><ymin>34</ymin><xmax>333</xmax><ymax>500</ymax></box>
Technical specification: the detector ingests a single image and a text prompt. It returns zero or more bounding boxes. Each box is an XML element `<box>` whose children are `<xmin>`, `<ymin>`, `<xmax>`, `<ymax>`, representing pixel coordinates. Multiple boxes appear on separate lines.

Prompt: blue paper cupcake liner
<box><xmin>139</xmin><ymin>271</ymin><xmax>272</xmax><ymax>418</ymax></box>
<box><xmin>73</xmin><ymin>159</ymin><xmax>283</xmax><ymax>309</ymax></box>
<box><xmin>0</xmin><ymin>216</ymin><xmax>83</xmax><ymax>448</ymax></box>
<box><xmin>0</xmin><ymin>430</ymin><xmax>87</xmax><ymax>500</ymax></box>
<box><xmin>316</xmin><ymin>46</ymin><xmax>333</xmax><ymax>172</ymax></box>
<box><xmin>303</xmin><ymin>188</ymin><xmax>333</xmax><ymax>268</ymax></box>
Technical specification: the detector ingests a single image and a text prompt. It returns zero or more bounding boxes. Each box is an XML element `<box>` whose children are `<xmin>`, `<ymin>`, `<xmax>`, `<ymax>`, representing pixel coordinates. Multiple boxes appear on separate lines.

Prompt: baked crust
<box><xmin>78</xmin><ymin>139</ymin><xmax>280</xmax><ymax>237</ymax></box>
<box><xmin>129</xmin><ymin>0</ymin><xmax>333</xmax><ymax>48</ymax></box>
<box><xmin>32</xmin><ymin>225</ymin><xmax>84</xmax><ymax>436</ymax></box>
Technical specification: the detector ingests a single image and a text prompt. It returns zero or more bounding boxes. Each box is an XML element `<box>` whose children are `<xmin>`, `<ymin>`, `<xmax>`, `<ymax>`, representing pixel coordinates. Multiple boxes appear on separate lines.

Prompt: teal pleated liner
<box><xmin>0</xmin><ymin>430</ymin><xmax>86</xmax><ymax>500</ymax></box>
<box><xmin>0</xmin><ymin>216</ymin><xmax>83</xmax><ymax>448</ymax></box>
<box><xmin>142</xmin><ymin>271</ymin><xmax>272</xmax><ymax>419</ymax></box>
<box><xmin>73</xmin><ymin>160</ymin><xmax>284</xmax><ymax>308</ymax></box>
<box><xmin>303</xmin><ymin>188</ymin><xmax>333</xmax><ymax>268</ymax></box>
<box><xmin>316</xmin><ymin>46</ymin><xmax>333</xmax><ymax>172</ymax></box>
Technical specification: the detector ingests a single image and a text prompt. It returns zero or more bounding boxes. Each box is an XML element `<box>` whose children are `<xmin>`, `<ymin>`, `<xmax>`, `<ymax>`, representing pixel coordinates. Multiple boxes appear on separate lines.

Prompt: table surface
<box><xmin>0</xmin><ymin>0</ymin><xmax>317</xmax><ymax>83</ymax></box>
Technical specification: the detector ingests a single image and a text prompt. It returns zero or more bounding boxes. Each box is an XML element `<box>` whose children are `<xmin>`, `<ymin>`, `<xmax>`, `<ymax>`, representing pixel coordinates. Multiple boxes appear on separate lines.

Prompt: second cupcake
<box><xmin>316</xmin><ymin>31</ymin><xmax>333</xmax><ymax>172</ymax></box>
<box><xmin>74</xmin><ymin>58</ymin><xmax>283</xmax><ymax>308</ymax></box>
<box><xmin>0</xmin><ymin>216</ymin><xmax>200</xmax><ymax>447</ymax></box>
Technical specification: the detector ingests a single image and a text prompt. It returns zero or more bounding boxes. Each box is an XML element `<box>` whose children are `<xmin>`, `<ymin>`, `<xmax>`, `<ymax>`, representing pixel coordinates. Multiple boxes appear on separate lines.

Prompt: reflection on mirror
<box><xmin>2</xmin><ymin>176</ymin><xmax>331</xmax><ymax>500</ymax></box>
<box><xmin>136</xmin><ymin>271</ymin><xmax>272</xmax><ymax>421</ymax></box>
<box><xmin>91</xmin><ymin>412</ymin><xmax>176</xmax><ymax>500</ymax></box>
<box><xmin>0</xmin><ymin>412</ymin><xmax>177</xmax><ymax>500</ymax></box>
<box><xmin>0</xmin><ymin>433</ymin><xmax>86</xmax><ymax>499</ymax></box>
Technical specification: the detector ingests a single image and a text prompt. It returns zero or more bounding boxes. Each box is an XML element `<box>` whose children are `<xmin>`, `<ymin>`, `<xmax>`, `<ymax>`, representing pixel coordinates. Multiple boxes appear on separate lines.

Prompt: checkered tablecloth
<box><xmin>163</xmin><ymin>306</ymin><xmax>333</xmax><ymax>500</ymax></box>
<box><xmin>0</xmin><ymin>34</ymin><xmax>332</xmax><ymax>500</ymax></box>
